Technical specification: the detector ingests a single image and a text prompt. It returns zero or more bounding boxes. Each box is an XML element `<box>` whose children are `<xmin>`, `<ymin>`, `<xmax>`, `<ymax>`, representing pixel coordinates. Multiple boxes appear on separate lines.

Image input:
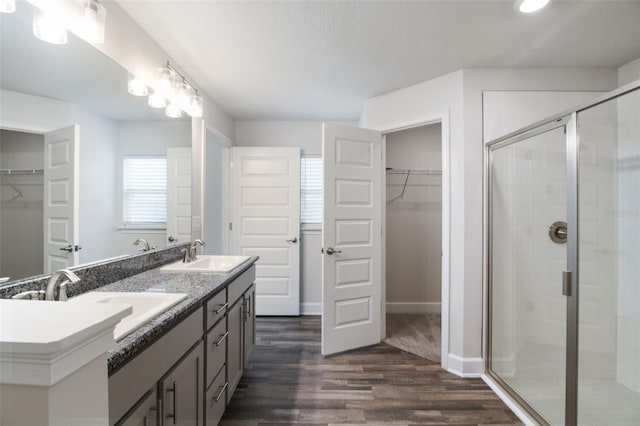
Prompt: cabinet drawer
<box><xmin>228</xmin><ymin>266</ymin><xmax>255</xmax><ymax>304</ymax></box>
<box><xmin>206</xmin><ymin>368</ymin><xmax>227</xmax><ymax>426</ymax></box>
<box><xmin>206</xmin><ymin>317</ymin><xmax>227</xmax><ymax>387</ymax></box>
<box><xmin>205</xmin><ymin>289</ymin><xmax>227</xmax><ymax>331</ymax></box>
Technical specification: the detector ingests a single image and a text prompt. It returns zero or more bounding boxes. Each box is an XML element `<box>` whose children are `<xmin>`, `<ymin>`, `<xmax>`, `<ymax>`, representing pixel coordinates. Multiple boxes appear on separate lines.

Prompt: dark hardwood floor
<box><xmin>220</xmin><ymin>317</ymin><xmax>522</xmax><ymax>426</ymax></box>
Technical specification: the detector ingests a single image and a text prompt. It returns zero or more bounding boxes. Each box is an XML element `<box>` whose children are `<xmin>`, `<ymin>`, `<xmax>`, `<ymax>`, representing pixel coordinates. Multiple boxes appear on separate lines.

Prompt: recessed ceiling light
<box><xmin>514</xmin><ymin>0</ymin><xmax>549</xmax><ymax>13</ymax></box>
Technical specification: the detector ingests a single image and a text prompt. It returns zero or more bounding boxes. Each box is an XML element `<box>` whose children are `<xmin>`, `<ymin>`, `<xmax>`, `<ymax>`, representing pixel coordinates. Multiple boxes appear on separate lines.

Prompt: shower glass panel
<box><xmin>576</xmin><ymin>89</ymin><xmax>640</xmax><ymax>425</ymax></box>
<box><xmin>490</xmin><ymin>125</ymin><xmax>568</xmax><ymax>425</ymax></box>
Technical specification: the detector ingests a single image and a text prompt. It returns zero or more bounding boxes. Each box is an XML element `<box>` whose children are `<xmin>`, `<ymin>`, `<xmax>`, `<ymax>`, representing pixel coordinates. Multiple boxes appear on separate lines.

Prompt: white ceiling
<box><xmin>117</xmin><ymin>0</ymin><xmax>640</xmax><ymax>121</ymax></box>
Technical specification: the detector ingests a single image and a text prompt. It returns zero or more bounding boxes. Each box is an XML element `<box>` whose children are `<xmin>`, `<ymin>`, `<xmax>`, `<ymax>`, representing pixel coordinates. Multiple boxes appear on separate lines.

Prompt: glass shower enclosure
<box><xmin>487</xmin><ymin>83</ymin><xmax>640</xmax><ymax>425</ymax></box>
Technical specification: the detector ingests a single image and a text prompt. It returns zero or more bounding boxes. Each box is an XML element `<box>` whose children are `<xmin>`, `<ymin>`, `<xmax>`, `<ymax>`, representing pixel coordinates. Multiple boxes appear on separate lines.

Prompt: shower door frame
<box><xmin>484</xmin><ymin>80</ymin><xmax>640</xmax><ymax>426</ymax></box>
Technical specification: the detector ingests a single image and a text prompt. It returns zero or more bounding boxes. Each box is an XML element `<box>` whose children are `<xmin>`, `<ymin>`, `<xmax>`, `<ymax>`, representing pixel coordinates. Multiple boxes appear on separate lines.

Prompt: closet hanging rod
<box><xmin>0</xmin><ymin>168</ymin><xmax>44</xmax><ymax>176</ymax></box>
<box><xmin>386</xmin><ymin>168</ymin><xmax>442</xmax><ymax>175</ymax></box>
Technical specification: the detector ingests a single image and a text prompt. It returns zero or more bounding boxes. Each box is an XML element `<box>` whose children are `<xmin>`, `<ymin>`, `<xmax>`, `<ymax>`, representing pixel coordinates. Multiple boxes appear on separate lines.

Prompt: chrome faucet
<box><xmin>133</xmin><ymin>238</ymin><xmax>151</xmax><ymax>252</ymax></box>
<box><xmin>45</xmin><ymin>269</ymin><xmax>81</xmax><ymax>301</ymax></box>
<box><xmin>182</xmin><ymin>239</ymin><xmax>205</xmax><ymax>263</ymax></box>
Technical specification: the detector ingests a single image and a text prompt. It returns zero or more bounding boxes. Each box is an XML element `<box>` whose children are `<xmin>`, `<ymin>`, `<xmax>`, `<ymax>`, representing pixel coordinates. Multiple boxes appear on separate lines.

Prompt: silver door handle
<box><xmin>287</xmin><ymin>237</ymin><xmax>298</xmax><ymax>243</ymax></box>
<box><xmin>325</xmin><ymin>247</ymin><xmax>341</xmax><ymax>255</ymax></box>
<box><xmin>60</xmin><ymin>245</ymin><xmax>73</xmax><ymax>253</ymax></box>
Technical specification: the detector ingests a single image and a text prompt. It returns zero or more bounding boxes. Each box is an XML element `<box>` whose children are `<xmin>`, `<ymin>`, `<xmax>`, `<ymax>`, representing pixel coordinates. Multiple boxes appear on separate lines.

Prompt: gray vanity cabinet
<box><xmin>110</xmin><ymin>264</ymin><xmax>256</xmax><ymax>426</ymax></box>
<box><xmin>115</xmin><ymin>388</ymin><xmax>157</xmax><ymax>426</ymax></box>
<box><xmin>160</xmin><ymin>342</ymin><xmax>204</xmax><ymax>425</ymax></box>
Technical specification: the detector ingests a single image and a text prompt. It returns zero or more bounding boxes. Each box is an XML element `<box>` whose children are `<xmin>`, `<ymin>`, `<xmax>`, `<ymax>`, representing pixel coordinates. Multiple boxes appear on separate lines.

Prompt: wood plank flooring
<box><xmin>220</xmin><ymin>317</ymin><xmax>522</xmax><ymax>426</ymax></box>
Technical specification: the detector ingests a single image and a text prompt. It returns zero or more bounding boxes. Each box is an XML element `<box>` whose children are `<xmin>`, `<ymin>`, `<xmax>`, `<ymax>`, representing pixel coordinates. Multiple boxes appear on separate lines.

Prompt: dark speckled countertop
<box><xmin>88</xmin><ymin>256</ymin><xmax>259</xmax><ymax>375</ymax></box>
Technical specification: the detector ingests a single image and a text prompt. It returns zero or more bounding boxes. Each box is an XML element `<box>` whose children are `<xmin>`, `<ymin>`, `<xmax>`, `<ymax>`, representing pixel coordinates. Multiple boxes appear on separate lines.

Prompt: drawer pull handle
<box><xmin>166</xmin><ymin>382</ymin><xmax>177</xmax><ymax>424</ymax></box>
<box><xmin>214</xmin><ymin>382</ymin><xmax>228</xmax><ymax>402</ymax></box>
<box><xmin>215</xmin><ymin>331</ymin><xmax>229</xmax><ymax>346</ymax></box>
<box><xmin>214</xmin><ymin>302</ymin><xmax>228</xmax><ymax>314</ymax></box>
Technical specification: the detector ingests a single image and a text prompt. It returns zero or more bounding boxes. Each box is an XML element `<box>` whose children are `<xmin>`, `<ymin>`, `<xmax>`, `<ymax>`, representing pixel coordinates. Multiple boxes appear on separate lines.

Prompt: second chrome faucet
<box><xmin>182</xmin><ymin>239</ymin><xmax>205</xmax><ymax>263</ymax></box>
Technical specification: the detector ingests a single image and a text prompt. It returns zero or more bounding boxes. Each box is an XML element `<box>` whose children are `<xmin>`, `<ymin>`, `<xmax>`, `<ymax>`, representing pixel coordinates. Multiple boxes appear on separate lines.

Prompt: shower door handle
<box><xmin>562</xmin><ymin>271</ymin><xmax>572</xmax><ymax>296</ymax></box>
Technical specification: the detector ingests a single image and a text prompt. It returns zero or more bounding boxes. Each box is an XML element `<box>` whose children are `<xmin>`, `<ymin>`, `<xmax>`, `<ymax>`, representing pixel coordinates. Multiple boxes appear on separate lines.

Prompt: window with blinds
<box><xmin>123</xmin><ymin>157</ymin><xmax>167</xmax><ymax>227</ymax></box>
<box><xmin>301</xmin><ymin>156</ymin><xmax>322</xmax><ymax>224</ymax></box>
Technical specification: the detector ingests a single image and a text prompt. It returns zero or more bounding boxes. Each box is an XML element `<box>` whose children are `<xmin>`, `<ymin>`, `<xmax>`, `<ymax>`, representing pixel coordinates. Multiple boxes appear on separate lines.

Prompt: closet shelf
<box><xmin>386</xmin><ymin>168</ymin><xmax>441</xmax><ymax>175</ymax></box>
<box><xmin>0</xmin><ymin>168</ymin><xmax>44</xmax><ymax>176</ymax></box>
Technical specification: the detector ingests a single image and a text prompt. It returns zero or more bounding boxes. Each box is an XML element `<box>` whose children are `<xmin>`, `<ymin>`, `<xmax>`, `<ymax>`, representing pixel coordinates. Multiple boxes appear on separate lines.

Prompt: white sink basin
<box><xmin>70</xmin><ymin>292</ymin><xmax>188</xmax><ymax>341</ymax></box>
<box><xmin>161</xmin><ymin>255</ymin><xmax>250</xmax><ymax>273</ymax></box>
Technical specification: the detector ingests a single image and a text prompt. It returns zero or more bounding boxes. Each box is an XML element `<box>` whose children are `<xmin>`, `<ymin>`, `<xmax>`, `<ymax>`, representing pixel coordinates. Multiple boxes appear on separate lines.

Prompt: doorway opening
<box><xmin>0</xmin><ymin>128</ymin><xmax>44</xmax><ymax>281</ymax></box>
<box><xmin>383</xmin><ymin>122</ymin><xmax>443</xmax><ymax>364</ymax></box>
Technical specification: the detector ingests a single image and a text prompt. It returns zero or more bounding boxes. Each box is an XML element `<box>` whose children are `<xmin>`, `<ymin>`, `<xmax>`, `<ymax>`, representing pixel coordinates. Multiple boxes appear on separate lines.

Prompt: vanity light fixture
<box><xmin>156</xmin><ymin>65</ymin><xmax>174</xmax><ymax>97</ymax></box>
<box><xmin>514</xmin><ymin>0</ymin><xmax>549</xmax><ymax>13</ymax></box>
<box><xmin>165</xmin><ymin>102</ymin><xmax>182</xmax><ymax>119</ymax></box>
<box><xmin>127</xmin><ymin>74</ymin><xmax>148</xmax><ymax>96</ymax></box>
<box><xmin>33</xmin><ymin>11</ymin><xmax>68</xmax><ymax>45</ymax></box>
<box><xmin>71</xmin><ymin>0</ymin><xmax>106</xmax><ymax>44</ymax></box>
<box><xmin>188</xmin><ymin>92</ymin><xmax>204</xmax><ymax>118</ymax></box>
<box><xmin>148</xmin><ymin>90</ymin><xmax>167</xmax><ymax>108</ymax></box>
<box><xmin>0</xmin><ymin>0</ymin><xmax>16</xmax><ymax>14</ymax></box>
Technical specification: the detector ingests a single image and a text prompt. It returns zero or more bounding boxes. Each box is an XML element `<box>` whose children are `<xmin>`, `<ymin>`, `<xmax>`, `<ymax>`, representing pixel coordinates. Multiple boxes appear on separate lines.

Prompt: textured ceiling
<box><xmin>117</xmin><ymin>0</ymin><xmax>640</xmax><ymax>121</ymax></box>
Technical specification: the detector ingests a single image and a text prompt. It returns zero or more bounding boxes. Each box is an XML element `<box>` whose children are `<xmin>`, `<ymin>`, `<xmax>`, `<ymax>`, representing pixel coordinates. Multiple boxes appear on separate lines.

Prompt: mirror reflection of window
<box><xmin>122</xmin><ymin>156</ymin><xmax>167</xmax><ymax>229</ymax></box>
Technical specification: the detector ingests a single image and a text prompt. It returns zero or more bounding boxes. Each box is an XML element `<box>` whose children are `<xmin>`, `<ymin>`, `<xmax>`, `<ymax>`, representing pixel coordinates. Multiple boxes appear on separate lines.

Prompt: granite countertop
<box><xmin>88</xmin><ymin>256</ymin><xmax>259</xmax><ymax>374</ymax></box>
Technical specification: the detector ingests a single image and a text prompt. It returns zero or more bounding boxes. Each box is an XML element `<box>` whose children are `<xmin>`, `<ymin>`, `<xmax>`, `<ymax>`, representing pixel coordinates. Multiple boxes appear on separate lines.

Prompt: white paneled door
<box><xmin>43</xmin><ymin>125</ymin><xmax>79</xmax><ymax>273</ymax></box>
<box><xmin>322</xmin><ymin>123</ymin><xmax>383</xmax><ymax>355</ymax></box>
<box><xmin>167</xmin><ymin>148</ymin><xmax>192</xmax><ymax>246</ymax></box>
<box><xmin>232</xmin><ymin>147</ymin><xmax>300</xmax><ymax>315</ymax></box>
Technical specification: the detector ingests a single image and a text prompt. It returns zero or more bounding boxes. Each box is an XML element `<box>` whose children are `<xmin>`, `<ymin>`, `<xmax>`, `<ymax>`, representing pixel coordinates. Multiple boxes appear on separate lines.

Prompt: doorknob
<box><xmin>168</xmin><ymin>236</ymin><xmax>178</xmax><ymax>242</ymax></box>
<box><xmin>286</xmin><ymin>237</ymin><xmax>298</xmax><ymax>243</ymax></box>
<box><xmin>60</xmin><ymin>245</ymin><xmax>73</xmax><ymax>253</ymax></box>
<box><xmin>325</xmin><ymin>247</ymin><xmax>342</xmax><ymax>255</ymax></box>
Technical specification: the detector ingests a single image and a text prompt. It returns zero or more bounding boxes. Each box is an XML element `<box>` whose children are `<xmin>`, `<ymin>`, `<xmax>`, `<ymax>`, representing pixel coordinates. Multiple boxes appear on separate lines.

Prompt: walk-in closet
<box><xmin>384</xmin><ymin>123</ymin><xmax>442</xmax><ymax>363</ymax></box>
<box><xmin>0</xmin><ymin>129</ymin><xmax>44</xmax><ymax>282</ymax></box>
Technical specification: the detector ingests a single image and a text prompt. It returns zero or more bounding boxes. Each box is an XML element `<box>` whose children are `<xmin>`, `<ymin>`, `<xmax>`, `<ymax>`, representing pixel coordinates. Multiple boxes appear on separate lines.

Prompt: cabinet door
<box><xmin>161</xmin><ymin>342</ymin><xmax>203</xmax><ymax>426</ymax></box>
<box><xmin>116</xmin><ymin>388</ymin><xmax>157</xmax><ymax>426</ymax></box>
<box><xmin>227</xmin><ymin>300</ymin><xmax>243</xmax><ymax>403</ymax></box>
<box><xmin>243</xmin><ymin>285</ymin><xmax>256</xmax><ymax>369</ymax></box>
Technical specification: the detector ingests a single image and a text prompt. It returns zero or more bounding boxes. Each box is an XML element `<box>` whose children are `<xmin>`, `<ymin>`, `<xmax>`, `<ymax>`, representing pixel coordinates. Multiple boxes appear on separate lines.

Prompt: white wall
<box><xmin>385</xmin><ymin>124</ymin><xmax>442</xmax><ymax>313</ymax></box>
<box><xmin>618</xmin><ymin>57</ymin><xmax>640</xmax><ymax>87</ymax></box>
<box><xmin>360</xmin><ymin>68</ymin><xmax>618</xmax><ymax>376</ymax></box>
<box><xmin>70</xmin><ymin>106</ymin><xmax>119</xmax><ymax>264</ymax></box>
<box><xmin>0</xmin><ymin>130</ymin><xmax>44</xmax><ymax>279</ymax></box>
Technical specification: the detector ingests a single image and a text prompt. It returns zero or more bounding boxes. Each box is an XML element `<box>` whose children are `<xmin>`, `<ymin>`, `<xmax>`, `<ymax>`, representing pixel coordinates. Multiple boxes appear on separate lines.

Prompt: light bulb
<box><xmin>156</xmin><ymin>66</ymin><xmax>173</xmax><ymax>97</ymax></box>
<box><xmin>165</xmin><ymin>102</ymin><xmax>182</xmax><ymax>118</ymax></box>
<box><xmin>72</xmin><ymin>0</ymin><xmax>106</xmax><ymax>43</ymax></box>
<box><xmin>33</xmin><ymin>11</ymin><xmax>68</xmax><ymax>45</ymax></box>
<box><xmin>514</xmin><ymin>0</ymin><xmax>549</xmax><ymax>13</ymax></box>
<box><xmin>188</xmin><ymin>94</ymin><xmax>203</xmax><ymax>118</ymax></box>
<box><xmin>174</xmin><ymin>79</ymin><xmax>194</xmax><ymax>111</ymax></box>
<box><xmin>148</xmin><ymin>90</ymin><xmax>167</xmax><ymax>108</ymax></box>
<box><xmin>0</xmin><ymin>0</ymin><xmax>16</xmax><ymax>14</ymax></box>
<box><xmin>127</xmin><ymin>75</ymin><xmax>148</xmax><ymax>96</ymax></box>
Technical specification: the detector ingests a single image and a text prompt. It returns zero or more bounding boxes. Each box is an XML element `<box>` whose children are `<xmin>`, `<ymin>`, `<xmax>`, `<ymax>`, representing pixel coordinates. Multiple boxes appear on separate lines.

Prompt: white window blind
<box><xmin>123</xmin><ymin>157</ymin><xmax>167</xmax><ymax>225</ymax></box>
<box><xmin>301</xmin><ymin>156</ymin><xmax>322</xmax><ymax>224</ymax></box>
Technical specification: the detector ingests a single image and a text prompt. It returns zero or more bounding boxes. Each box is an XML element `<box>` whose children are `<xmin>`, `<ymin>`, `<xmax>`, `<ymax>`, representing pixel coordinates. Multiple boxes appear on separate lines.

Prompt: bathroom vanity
<box><xmin>0</xmin><ymin>246</ymin><xmax>258</xmax><ymax>426</ymax></box>
<box><xmin>103</xmin><ymin>259</ymin><xmax>257</xmax><ymax>425</ymax></box>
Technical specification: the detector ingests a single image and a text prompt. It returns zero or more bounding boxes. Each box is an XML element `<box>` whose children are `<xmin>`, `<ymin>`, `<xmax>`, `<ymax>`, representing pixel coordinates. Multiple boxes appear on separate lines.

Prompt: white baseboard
<box><xmin>446</xmin><ymin>354</ymin><xmax>483</xmax><ymax>378</ymax></box>
<box><xmin>300</xmin><ymin>303</ymin><xmax>321</xmax><ymax>315</ymax></box>
<box><xmin>386</xmin><ymin>302</ymin><xmax>441</xmax><ymax>314</ymax></box>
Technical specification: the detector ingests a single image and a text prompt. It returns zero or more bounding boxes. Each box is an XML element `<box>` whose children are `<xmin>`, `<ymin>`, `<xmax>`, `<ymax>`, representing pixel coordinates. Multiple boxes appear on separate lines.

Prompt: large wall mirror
<box><xmin>0</xmin><ymin>1</ymin><xmax>192</xmax><ymax>284</ymax></box>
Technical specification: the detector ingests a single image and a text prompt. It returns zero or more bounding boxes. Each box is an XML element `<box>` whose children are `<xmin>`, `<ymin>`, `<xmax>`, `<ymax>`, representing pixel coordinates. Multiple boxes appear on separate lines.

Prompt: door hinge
<box><xmin>229</xmin><ymin>222</ymin><xmax>233</xmax><ymax>231</ymax></box>
<box><xmin>562</xmin><ymin>270</ymin><xmax>572</xmax><ymax>296</ymax></box>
